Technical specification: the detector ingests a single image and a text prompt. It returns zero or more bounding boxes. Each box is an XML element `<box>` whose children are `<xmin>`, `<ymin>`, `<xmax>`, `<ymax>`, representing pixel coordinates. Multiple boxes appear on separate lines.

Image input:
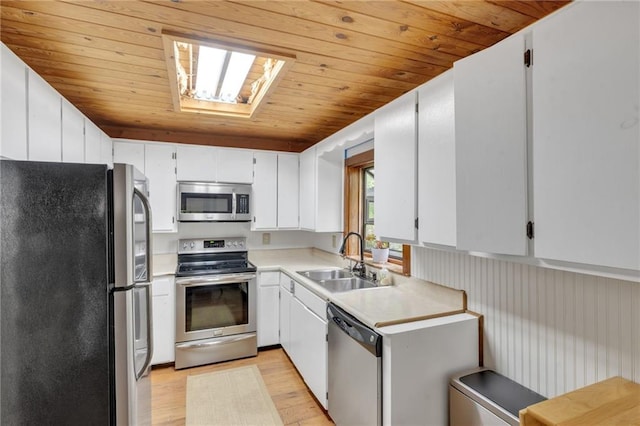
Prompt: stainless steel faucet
<box><xmin>338</xmin><ymin>232</ymin><xmax>366</xmax><ymax>278</ymax></box>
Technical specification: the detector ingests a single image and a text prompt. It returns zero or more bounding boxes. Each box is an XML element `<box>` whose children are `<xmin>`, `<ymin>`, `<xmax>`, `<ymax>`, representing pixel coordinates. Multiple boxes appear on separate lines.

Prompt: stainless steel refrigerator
<box><xmin>0</xmin><ymin>160</ymin><xmax>153</xmax><ymax>425</ymax></box>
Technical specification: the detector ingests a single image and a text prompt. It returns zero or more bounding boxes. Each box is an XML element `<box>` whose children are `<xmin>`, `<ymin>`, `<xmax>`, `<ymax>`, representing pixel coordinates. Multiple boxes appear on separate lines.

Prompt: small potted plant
<box><xmin>366</xmin><ymin>233</ymin><xmax>390</xmax><ymax>263</ymax></box>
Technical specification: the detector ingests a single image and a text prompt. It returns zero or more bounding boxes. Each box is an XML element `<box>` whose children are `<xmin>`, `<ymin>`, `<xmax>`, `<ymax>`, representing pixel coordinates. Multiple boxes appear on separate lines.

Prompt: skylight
<box><xmin>162</xmin><ymin>32</ymin><xmax>295</xmax><ymax>118</ymax></box>
<box><xmin>195</xmin><ymin>47</ymin><xmax>256</xmax><ymax>103</ymax></box>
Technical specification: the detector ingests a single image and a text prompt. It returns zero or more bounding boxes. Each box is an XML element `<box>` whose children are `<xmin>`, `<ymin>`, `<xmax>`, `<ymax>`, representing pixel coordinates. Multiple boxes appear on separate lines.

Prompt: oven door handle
<box><xmin>176</xmin><ymin>273</ymin><xmax>256</xmax><ymax>287</ymax></box>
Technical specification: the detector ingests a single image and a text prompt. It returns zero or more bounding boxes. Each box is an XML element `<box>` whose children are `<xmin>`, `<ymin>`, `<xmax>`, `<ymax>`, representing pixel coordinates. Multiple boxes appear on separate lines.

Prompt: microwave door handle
<box><xmin>231</xmin><ymin>192</ymin><xmax>237</xmax><ymax>220</ymax></box>
<box><xmin>134</xmin><ymin>187</ymin><xmax>153</xmax><ymax>280</ymax></box>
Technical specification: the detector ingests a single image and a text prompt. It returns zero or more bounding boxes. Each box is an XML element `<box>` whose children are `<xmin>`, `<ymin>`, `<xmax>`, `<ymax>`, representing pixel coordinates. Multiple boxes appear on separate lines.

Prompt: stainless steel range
<box><xmin>174</xmin><ymin>237</ymin><xmax>257</xmax><ymax>370</ymax></box>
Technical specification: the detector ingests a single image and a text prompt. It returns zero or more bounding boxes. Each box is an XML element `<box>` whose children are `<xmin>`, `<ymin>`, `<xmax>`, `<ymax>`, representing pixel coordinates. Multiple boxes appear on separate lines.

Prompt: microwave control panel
<box><xmin>237</xmin><ymin>194</ymin><xmax>250</xmax><ymax>214</ymax></box>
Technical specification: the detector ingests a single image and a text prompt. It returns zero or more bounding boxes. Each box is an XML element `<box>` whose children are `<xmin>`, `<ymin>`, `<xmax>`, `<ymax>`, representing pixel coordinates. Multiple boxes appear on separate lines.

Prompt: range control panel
<box><xmin>178</xmin><ymin>237</ymin><xmax>247</xmax><ymax>254</ymax></box>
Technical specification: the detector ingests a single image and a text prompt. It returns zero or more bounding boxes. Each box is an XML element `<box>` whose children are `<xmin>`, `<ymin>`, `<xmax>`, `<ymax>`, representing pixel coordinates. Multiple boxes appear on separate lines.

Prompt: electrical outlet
<box><xmin>332</xmin><ymin>234</ymin><xmax>337</xmax><ymax>248</ymax></box>
<box><xmin>262</xmin><ymin>233</ymin><xmax>271</xmax><ymax>245</ymax></box>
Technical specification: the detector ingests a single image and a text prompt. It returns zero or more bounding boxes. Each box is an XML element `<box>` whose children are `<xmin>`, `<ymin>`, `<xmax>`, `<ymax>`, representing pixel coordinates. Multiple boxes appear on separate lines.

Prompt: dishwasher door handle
<box><xmin>327</xmin><ymin>302</ymin><xmax>382</xmax><ymax>357</ymax></box>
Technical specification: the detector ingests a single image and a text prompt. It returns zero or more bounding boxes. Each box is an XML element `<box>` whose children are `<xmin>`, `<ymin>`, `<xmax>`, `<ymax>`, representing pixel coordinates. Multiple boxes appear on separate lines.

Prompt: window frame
<box><xmin>344</xmin><ymin>149</ymin><xmax>411</xmax><ymax>275</ymax></box>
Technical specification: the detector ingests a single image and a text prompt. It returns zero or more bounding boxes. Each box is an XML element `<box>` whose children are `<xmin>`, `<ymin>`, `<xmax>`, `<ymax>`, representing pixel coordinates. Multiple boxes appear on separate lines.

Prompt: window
<box><xmin>344</xmin><ymin>149</ymin><xmax>410</xmax><ymax>275</ymax></box>
<box><xmin>361</xmin><ymin>166</ymin><xmax>403</xmax><ymax>259</ymax></box>
<box><xmin>162</xmin><ymin>31</ymin><xmax>295</xmax><ymax>118</ymax></box>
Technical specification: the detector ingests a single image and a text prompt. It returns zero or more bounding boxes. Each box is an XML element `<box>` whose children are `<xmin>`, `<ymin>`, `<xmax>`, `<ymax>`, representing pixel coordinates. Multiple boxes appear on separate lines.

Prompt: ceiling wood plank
<box><xmin>1</xmin><ymin>0</ymin><xmax>569</xmax><ymax>148</ymax></box>
<box><xmin>236</xmin><ymin>0</ymin><xmax>487</xmax><ymax>57</ymax></box>
<box><xmin>403</xmin><ymin>0</ymin><xmax>538</xmax><ymax>33</ymax></box>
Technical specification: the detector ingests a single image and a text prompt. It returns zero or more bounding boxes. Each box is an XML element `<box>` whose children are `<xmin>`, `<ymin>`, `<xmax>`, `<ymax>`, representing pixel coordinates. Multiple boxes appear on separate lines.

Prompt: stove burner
<box><xmin>175</xmin><ymin>250</ymin><xmax>256</xmax><ymax>277</ymax></box>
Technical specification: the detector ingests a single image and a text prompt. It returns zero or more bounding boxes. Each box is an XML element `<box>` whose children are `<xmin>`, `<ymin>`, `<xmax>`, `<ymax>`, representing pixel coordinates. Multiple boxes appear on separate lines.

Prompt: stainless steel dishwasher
<box><xmin>327</xmin><ymin>302</ymin><xmax>382</xmax><ymax>426</ymax></box>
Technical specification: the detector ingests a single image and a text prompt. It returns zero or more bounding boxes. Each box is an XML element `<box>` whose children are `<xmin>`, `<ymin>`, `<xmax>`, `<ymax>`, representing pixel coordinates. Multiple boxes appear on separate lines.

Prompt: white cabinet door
<box><xmin>374</xmin><ymin>91</ymin><xmax>417</xmax><ymax>243</ymax></box>
<box><xmin>299</xmin><ymin>147</ymin><xmax>316</xmax><ymax>230</ymax></box>
<box><xmin>151</xmin><ymin>275</ymin><xmax>175</xmax><ymax>365</ymax></box>
<box><xmin>176</xmin><ymin>144</ymin><xmax>217</xmax><ymax>181</ymax></box>
<box><xmin>84</xmin><ymin>120</ymin><xmax>102</xmax><ymax>164</ymax></box>
<box><xmin>257</xmin><ymin>286</ymin><xmax>280</xmax><ymax>347</ymax></box>
<box><xmin>277</xmin><ymin>153</ymin><xmax>299</xmax><ymax>229</ymax></box>
<box><xmin>532</xmin><ymin>1</ymin><xmax>640</xmax><ymax>270</ymax></box>
<box><xmin>252</xmin><ymin>151</ymin><xmax>278</xmax><ymax>229</ymax></box>
<box><xmin>28</xmin><ymin>70</ymin><xmax>61</xmax><ymax>162</ymax></box>
<box><xmin>315</xmin><ymin>155</ymin><xmax>342</xmax><ymax>233</ymax></box>
<box><xmin>100</xmin><ymin>133</ymin><xmax>113</xmax><ymax>168</ymax></box>
<box><xmin>290</xmin><ymin>297</ymin><xmax>327</xmax><ymax>409</ymax></box>
<box><xmin>454</xmin><ymin>33</ymin><xmax>528</xmax><ymax>256</ymax></box>
<box><xmin>113</xmin><ymin>140</ymin><xmax>145</xmax><ymax>173</ymax></box>
<box><xmin>279</xmin><ymin>282</ymin><xmax>293</xmax><ymax>354</ymax></box>
<box><xmin>61</xmin><ymin>100</ymin><xmax>85</xmax><ymax>163</ymax></box>
<box><xmin>418</xmin><ymin>71</ymin><xmax>457</xmax><ymax>247</ymax></box>
<box><xmin>145</xmin><ymin>144</ymin><xmax>177</xmax><ymax>232</ymax></box>
<box><xmin>1</xmin><ymin>44</ymin><xmax>28</xmax><ymax>160</ymax></box>
<box><xmin>217</xmin><ymin>148</ymin><xmax>254</xmax><ymax>183</ymax></box>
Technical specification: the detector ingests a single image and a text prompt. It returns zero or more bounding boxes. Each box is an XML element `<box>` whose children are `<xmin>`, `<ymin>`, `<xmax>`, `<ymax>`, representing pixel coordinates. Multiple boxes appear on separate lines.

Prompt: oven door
<box><xmin>175</xmin><ymin>273</ymin><xmax>257</xmax><ymax>343</ymax></box>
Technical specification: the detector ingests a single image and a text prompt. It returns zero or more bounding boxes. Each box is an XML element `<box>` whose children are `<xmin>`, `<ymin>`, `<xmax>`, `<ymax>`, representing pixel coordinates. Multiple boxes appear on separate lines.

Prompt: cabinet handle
<box><xmin>290</xmin><ymin>280</ymin><xmax>295</xmax><ymax>293</ymax></box>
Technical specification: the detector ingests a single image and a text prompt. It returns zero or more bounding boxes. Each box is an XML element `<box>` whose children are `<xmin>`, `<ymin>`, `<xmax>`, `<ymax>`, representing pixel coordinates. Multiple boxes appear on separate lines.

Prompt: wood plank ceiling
<box><xmin>0</xmin><ymin>1</ymin><xmax>570</xmax><ymax>152</ymax></box>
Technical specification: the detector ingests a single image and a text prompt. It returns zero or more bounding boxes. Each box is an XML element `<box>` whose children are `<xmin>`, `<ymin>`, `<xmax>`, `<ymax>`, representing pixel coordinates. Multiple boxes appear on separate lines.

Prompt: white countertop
<box><xmin>249</xmin><ymin>248</ymin><xmax>466</xmax><ymax>329</ymax></box>
<box><xmin>153</xmin><ymin>253</ymin><xmax>178</xmax><ymax>276</ymax></box>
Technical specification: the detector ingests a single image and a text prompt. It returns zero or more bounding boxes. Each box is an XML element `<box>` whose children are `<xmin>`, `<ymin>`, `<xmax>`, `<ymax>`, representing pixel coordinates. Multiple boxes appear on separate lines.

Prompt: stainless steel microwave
<box><xmin>177</xmin><ymin>182</ymin><xmax>251</xmax><ymax>222</ymax></box>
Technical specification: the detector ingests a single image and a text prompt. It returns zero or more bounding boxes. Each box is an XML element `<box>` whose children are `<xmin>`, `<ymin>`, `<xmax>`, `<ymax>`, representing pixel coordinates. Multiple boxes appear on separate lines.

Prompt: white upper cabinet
<box><xmin>1</xmin><ymin>44</ymin><xmax>27</xmax><ymax>160</ymax></box>
<box><xmin>100</xmin><ymin>133</ymin><xmax>113</xmax><ymax>168</ymax></box>
<box><xmin>113</xmin><ymin>140</ymin><xmax>145</xmax><ymax>173</ymax></box>
<box><xmin>374</xmin><ymin>91</ymin><xmax>418</xmax><ymax>243</ymax></box>
<box><xmin>252</xmin><ymin>151</ymin><xmax>278</xmax><ymax>229</ymax></box>
<box><xmin>252</xmin><ymin>151</ymin><xmax>300</xmax><ymax>230</ymax></box>
<box><xmin>277</xmin><ymin>153</ymin><xmax>299</xmax><ymax>229</ymax></box>
<box><xmin>454</xmin><ymin>33</ymin><xmax>528</xmax><ymax>256</ymax></box>
<box><xmin>176</xmin><ymin>144</ymin><xmax>217</xmax><ymax>182</ymax></box>
<box><xmin>175</xmin><ymin>145</ymin><xmax>253</xmax><ymax>183</ymax></box>
<box><xmin>28</xmin><ymin>70</ymin><xmax>62</xmax><ymax>162</ymax></box>
<box><xmin>61</xmin><ymin>100</ymin><xmax>85</xmax><ymax>163</ymax></box>
<box><xmin>532</xmin><ymin>1</ymin><xmax>640</xmax><ymax>270</ymax></box>
<box><xmin>84</xmin><ymin>119</ymin><xmax>103</xmax><ymax>164</ymax></box>
<box><xmin>145</xmin><ymin>143</ymin><xmax>177</xmax><ymax>232</ymax></box>
<box><xmin>418</xmin><ymin>71</ymin><xmax>457</xmax><ymax>247</ymax></box>
<box><xmin>299</xmin><ymin>147</ymin><xmax>317</xmax><ymax>230</ymax></box>
<box><xmin>315</xmin><ymin>155</ymin><xmax>342</xmax><ymax>233</ymax></box>
<box><xmin>217</xmin><ymin>148</ymin><xmax>254</xmax><ymax>184</ymax></box>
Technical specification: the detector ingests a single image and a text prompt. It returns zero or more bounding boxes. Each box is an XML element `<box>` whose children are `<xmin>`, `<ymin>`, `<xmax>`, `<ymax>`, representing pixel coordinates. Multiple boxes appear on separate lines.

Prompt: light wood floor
<box><xmin>150</xmin><ymin>347</ymin><xmax>334</xmax><ymax>425</ymax></box>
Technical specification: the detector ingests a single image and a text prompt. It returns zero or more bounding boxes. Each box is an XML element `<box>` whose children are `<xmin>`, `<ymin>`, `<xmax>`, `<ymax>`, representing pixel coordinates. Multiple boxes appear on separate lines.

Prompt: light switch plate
<box><xmin>262</xmin><ymin>232</ymin><xmax>271</xmax><ymax>245</ymax></box>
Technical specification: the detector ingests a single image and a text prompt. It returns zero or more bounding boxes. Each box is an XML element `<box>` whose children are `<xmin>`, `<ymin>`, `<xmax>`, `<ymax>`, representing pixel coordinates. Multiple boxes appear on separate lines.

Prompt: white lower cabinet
<box><xmin>380</xmin><ymin>313</ymin><xmax>479</xmax><ymax>425</ymax></box>
<box><xmin>280</xmin><ymin>276</ymin><xmax>328</xmax><ymax>409</ymax></box>
<box><xmin>290</xmin><ymin>296</ymin><xmax>327</xmax><ymax>409</ymax></box>
<box><xmin>257</xmin><ymin>271</ymin><xmax>280</xmax><ymax>347</ymax></box>
<box><xmin>151</xmin><ymin>275</ymin><xmax>175</xmax><ymax>365</ymax></box>
<box><xmin>279</xmin><ymin>277</ymin><xmax>293</xmax><ymax>354</ymax></box>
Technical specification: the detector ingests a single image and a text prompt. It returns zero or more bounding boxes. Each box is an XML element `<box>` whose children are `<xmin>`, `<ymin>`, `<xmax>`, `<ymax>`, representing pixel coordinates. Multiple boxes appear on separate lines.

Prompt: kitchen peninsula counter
<box><xmin>249</xmin><ymin>248</ymin><xmax>466</xmax><ymax>329</ymax></box>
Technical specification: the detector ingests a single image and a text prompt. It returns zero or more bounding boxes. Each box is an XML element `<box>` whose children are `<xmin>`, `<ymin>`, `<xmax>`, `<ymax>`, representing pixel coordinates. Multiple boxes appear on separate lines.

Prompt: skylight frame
<box><xmin>162</xmin><ymin>31</ymin><xmax>296</xmax><ymax>119</ymax></box>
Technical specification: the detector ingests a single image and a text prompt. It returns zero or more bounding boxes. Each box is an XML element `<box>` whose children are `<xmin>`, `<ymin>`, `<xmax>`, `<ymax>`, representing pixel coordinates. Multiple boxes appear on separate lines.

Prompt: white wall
<box><xmin>152</xmin><ymin>223</ymin><xmax>314</xmax><ymax>254</ymax></box>
<box><xmin>412</xmin><ymin>246</ymin><xmax>640</xmax><ymax>398</ymax></box>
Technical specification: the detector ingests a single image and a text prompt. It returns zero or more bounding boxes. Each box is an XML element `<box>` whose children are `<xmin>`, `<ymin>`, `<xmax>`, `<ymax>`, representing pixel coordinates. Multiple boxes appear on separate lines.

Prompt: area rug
<box><xmin>185</xmin><ymin>365</ymin><xmax>284</xmax><ymax>426</ymax></box>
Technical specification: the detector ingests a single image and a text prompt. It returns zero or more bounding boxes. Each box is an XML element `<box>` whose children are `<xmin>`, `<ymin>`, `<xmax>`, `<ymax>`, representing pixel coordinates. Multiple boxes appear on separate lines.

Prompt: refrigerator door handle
<box><xmin>134</xmin><ymin>187</ymin><xmax>153</xmax><ymax>280</ymax></box>
<box><xmin>136</xmin><ymin>281</ymin><xmax>154</xmax><ymax>380</ymax></box>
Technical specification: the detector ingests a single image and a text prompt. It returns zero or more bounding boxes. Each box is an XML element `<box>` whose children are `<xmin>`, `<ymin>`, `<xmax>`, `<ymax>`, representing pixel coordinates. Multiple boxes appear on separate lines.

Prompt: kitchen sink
<box><xmin>296</xmin><ymin>269</ymin><xmax>377</xmax><ymax>293</ymax></box>
<box><xmin>297</xmin><ymin>268</ymin><xmax>354</xmax><ymax>281</ymax></box>
<box><xmin>314</xmin><ymin>277</ymin><xmax>377</xmax><ymax>293</ymax></box>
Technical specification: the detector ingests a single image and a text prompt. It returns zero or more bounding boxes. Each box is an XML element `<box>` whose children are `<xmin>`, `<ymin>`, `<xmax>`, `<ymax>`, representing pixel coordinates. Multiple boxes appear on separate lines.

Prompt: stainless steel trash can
<box><xmin>449</xmin><ymin>368</ymin><xmax>546</xmax><ymax>426</ymax></box>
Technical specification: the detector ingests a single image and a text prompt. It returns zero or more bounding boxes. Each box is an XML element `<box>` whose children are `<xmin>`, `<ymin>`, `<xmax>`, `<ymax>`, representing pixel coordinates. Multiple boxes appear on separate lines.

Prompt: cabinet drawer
<box><xmin>294</xmin><ymin>281</ymin><xmax>326</xmax><ymax>320</ymax></box>
<box><xmin>258</xmin><ymin>271</ymin><xmax>280</xmax><ymax>287</ymax></box>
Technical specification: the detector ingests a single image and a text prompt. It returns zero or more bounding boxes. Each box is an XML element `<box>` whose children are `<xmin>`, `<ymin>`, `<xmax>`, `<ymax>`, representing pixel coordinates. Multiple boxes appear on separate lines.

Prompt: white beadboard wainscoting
<box><xmin>412</xmin><ymin>246</ymin><xmax>639</xmax><ymax>398</ymax></box>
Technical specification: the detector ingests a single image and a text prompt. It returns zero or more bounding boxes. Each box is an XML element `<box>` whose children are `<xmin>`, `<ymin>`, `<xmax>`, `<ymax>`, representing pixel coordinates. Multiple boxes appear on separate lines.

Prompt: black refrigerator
<box><xmin>0</xmin><ymin>160</ymin><xmax>153</xmax><ymax>425</ymax></box>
